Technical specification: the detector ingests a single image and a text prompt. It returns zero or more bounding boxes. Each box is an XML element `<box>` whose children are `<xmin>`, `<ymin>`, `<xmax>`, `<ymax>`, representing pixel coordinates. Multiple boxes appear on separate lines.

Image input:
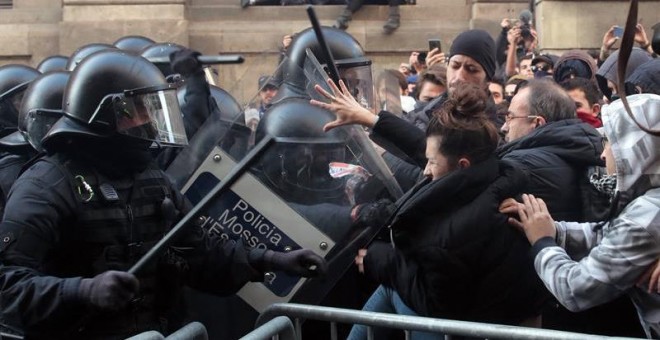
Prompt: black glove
<box><xmin>353</xmin><ymin>176</ymin><xmax>387</xmax><ymax>205</ymax></box>
<box><xmin>265</xmin><ymin>249</ymin><xmax>327</xmax><ymax>278</ymax></box>
<box><xmin>78</xmin><ymin>271</ymin><xmax>139</xmax><ymax>311</ymax></box>
<box><xmin>169</xmin><ymin>49</ymin><xmax>202</xmax><ymax>77</ymax></box>
<box><xmin>352</xmin><ymin>198</ymin><xmax>396</xmax><ymax>228</ymax></box>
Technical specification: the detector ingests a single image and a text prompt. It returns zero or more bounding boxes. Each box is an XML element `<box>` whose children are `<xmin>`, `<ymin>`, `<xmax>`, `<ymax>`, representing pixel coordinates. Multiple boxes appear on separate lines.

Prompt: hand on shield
<box><xmin>310</xmin><ymin>78</ymin><xmax>378</xmax><ymax>131</ymax></box>
<box><xmin>265</xmin><ymin>249</ymin><xmax>328</xmax><ymax>278</ymax></box>
<box><xmin>351</xmin><ymin>199</ymin><xmax>396</xmax><ymax>228</ymax></box>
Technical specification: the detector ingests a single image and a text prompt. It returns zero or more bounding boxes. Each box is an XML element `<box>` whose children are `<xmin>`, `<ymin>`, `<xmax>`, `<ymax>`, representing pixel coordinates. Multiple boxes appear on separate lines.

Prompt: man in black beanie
<box><xmin>446</xmin><ymin>29</ymin><xmax>496</xmax><ymax>90</ymax></box>
<box><xmin>385</xmin><ymin>30</ymin><xmax>499</xmax><ymax>136</ymax></box>
<box><xmin>385</xmin><ymin>29</ymin><xmax>500</xmax><ymax>139</ymax></box>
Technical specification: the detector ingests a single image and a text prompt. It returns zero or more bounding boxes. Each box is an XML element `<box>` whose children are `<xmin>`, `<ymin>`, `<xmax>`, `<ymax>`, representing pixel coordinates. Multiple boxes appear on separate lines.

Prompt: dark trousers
<box><xmin>347</xmin><ymin>0</ymin><xmax>402</xmax><ymax>12</ymax></box>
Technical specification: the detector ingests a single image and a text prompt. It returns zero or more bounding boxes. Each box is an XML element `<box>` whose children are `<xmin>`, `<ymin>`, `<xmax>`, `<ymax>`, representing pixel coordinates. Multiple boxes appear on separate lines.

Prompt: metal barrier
<box><xmin>255</xmin><ymin>303</ymin><xmax>644</xmax><ymax>340</ymax></box>
<box><xmin>126</xmin><ymin>321</ymin><xmax>208</xmax><ymax>340</ymax></box>
<box><xmin>240</xmin><ymin>316</ymin><xmax>296</xmax><ymax>340</ymax></box>
<box><xmin>0</xmin><ymin>333</ymin><xmax>23</xmax><ymax>340</ymax></box>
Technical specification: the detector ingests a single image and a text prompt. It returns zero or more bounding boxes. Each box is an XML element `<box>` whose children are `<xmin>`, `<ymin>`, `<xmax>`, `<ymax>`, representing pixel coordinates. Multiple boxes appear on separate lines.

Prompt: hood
<box><xmin>625</xmin><ymin>59</ymin><xmax>660</xmax><ymax>96</ymax></box>
<box><xmin>596</xmin><ymin>48</ymin><xmax>653</xmax><ymax>100</ymax></box>
<box><xmin>601</xmin><ymin>94</ymin><xmax>660</xmax><ymax>207</ymax></box>
<box><xmin>497</xmin><ymin>119</ymin><xmax>604</xmax><ymax>167</ymax></box>
<box><xmin>553</xmin><ymin>50</ymin><xmax>598</xmax><ymax>83</ymax></box>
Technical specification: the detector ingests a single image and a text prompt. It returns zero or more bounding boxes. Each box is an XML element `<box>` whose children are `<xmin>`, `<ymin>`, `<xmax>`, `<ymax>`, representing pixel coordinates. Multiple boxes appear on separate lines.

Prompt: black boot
<box><xmin>334</xmin><ymin>8</ymin><xmax>353</xmax><ymax>30</ymax></box>
<box><xmin>382</xmin><ymin>6</ymin><xmax>400</xmax><ymax>34</ymax></box>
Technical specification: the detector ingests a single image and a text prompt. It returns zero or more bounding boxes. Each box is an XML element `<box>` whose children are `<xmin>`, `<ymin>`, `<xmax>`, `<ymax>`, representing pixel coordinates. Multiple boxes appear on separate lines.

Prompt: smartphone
<box><xmin>428</xmin><ymin>39</ymin><xmax>442</xmax><ymax>52</ymax></box>
<box><xmin>613</xmin><ymin>26</ymin><xmax>624</xmax><ymax>38</ymax></box>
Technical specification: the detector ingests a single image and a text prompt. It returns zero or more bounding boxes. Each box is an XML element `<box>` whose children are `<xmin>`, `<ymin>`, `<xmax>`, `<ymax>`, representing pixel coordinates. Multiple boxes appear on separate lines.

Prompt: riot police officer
<box><xmin>0</xmin><ymin>71</ymin><xmax>69</xmax><ymax>218</ymax></box>
<box><xmin>0</xmin><ymin>50</ymin><xmax>325</xmax><ymax>339</ymax></box>
<box><xmin>0</xmin><ymin>64</ymin><xmax>41</xmax><ymax>216</ymax></box>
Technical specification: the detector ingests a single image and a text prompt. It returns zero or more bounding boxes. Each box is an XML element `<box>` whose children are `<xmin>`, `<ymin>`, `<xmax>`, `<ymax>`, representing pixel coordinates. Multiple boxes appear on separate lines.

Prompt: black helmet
<box><xmin>43</xmin><ymin>50</ymin><xmax>188</xmax><ymax>151</ymax></box>
<box><xmin>113</xmin><ymin>35</ymin><xmax>155</xmax><ymax>54</ymax></box>
<box><xmin>0</xmin><ymin>64</ymin><xmax>41</xmax><ymax>137</ymax></box>
<box><xmin>177</xmin><ymin>84</ymin><xmax>243</xmax><ymax>124</ymax></box>
<box><xmin>276</xmin><ymin>27</ymin><xmax>372</xmax><ymax>108</ymax></box>
<box><xmin>256</xmin><ymin>97</ymin><xmax>349</xmax><ymax>204</ymax></box>
<box><xmin>37</xmin><ymin>55</ymin><xmax>69</xmax><ymax>73</ymax></box>
<box><xmin>66</xmin><ymin>43</ymin><xmax>117</xmax><ymax>71</ymax></box>
<box><xmin>140</xmin><ymin>43</ymin><xmax>185</xmax><ymax>77</ymax></box>
<box><xmin>0</xmin><ymin>71</ymin><xmax>71</xmax><ymax>152</ymax></box>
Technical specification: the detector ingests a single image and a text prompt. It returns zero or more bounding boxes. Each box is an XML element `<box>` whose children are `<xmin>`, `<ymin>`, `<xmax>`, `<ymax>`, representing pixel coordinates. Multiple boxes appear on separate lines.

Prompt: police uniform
<box><xmin>0</xmin><ymin>50</ymin><xmax>271</xmax><ymax>339</ymax></box>
<box><xmin>0</xmin><ymin>146</ymin><xmax>268</xmax><ymax>339</ymax></box>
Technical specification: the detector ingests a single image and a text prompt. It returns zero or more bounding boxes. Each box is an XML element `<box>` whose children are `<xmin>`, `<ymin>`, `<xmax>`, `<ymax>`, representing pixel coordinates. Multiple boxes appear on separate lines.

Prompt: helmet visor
<box><xmin>114</xmin><ymin>85</ymin><xmax>188</xmax><ymax>146</ymax></box>
<box><xmin>0</xmin><ymin>82</ymin><xmax>30</xmax><ymax>134</ymax></box>
<box><xmin>336</xmin><ymin>58</ymin><xmax>375</xmax><ymax>111</ymax></box>
<box><xmin>25</xmin><ymin>109</ymin><xmax>62</xmax><ymax>152</ymax></box>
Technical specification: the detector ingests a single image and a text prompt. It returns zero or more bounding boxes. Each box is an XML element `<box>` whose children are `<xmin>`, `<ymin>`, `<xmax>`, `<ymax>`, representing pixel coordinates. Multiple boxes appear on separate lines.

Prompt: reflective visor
<box><xmin>112</xmin><ymin>85</ymin><xmax>188</xmax><ymax>146</ymax></box>
<box><xmin>0</xmin><ymin>82</ymin><xmax>30</xmax><ymax>133</ymax></box>
<box><xmin>25</xmin><ymin>109</ymin><xmax>62</xmax><ymax>152</ymax></box>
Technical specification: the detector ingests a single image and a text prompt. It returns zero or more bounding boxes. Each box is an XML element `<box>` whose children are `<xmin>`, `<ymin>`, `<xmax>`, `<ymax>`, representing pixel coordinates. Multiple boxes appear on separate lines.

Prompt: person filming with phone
<box><xmin>599</xmin><ymin>23</ymin><xmax>654</xmax><ymax>65</ymax></box>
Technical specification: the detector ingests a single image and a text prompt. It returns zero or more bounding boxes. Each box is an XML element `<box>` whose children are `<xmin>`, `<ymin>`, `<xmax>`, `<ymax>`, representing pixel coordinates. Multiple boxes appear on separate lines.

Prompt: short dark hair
<box><xmin>413</xmin><ymin>64</ymin><xmax>447</xmax><ymax>99</ymax></box>
<box><xmin>524</xmin><ymin>79</ymin><xmax>576</xmax><ymax>122</ymax></box>
<box><xmin>427</xmin><ymin>83</ymin><xmax>498</xmax><ymax>165</ymax></box>
<box><xmin>560</xmin><ymin>77</ymin><xmax>602</xmax><ymax>107</ymax></box>
<box><xmin>419</xmin><ymin>64</ymin><xmax>447</xmax><ymax>87</ymax></box>
<box><xmin>489</xmin><ymin>79</ymin><xmax>504</xmax><ymax>93</ymax></box>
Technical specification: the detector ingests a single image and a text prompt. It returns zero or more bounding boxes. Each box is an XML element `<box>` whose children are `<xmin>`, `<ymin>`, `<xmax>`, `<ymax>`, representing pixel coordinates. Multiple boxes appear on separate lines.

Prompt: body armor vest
<box><xmin>41</xmin><ymin>154</ymin><xmax>187</xmax><ymax>336</ymax></box>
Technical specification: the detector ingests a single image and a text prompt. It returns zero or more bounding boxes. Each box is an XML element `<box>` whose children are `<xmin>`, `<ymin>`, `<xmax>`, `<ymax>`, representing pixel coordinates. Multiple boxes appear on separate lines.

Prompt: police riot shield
<box><xmin>375</xmin><ymin>69</ymin><xmax>404</xmax><ymax>116</ymax></box>
<box><xmin>170</xmin><ymin>51</ymin><xmax>402</xmax><ymax>339</ymax></box>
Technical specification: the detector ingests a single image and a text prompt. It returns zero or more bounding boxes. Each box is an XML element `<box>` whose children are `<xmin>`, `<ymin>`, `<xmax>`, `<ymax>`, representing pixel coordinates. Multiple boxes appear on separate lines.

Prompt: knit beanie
<box><xmin>449</xmin><ymin>30</ymin><xmax>496</xmax><ymax>81</ymax></box>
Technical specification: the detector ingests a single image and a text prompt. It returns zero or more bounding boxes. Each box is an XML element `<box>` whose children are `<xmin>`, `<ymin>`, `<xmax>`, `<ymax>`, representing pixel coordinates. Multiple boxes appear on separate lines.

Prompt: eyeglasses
<box><xmin>498</xmin><ymin>112</ymin><xmax>540</xmax><ymax>122</ymax></box>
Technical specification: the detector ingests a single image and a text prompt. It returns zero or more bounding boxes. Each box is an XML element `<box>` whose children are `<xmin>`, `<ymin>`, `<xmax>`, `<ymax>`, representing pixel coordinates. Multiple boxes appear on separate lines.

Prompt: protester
<box><xmin>501</xmin><ymin>94</ymin><xmax>660</xmax><ymax>339</ymax></box>
<box><xmin>316</xmin><ymin>82</ymin><xmax>546</xmax><ymax>340</ymax></box>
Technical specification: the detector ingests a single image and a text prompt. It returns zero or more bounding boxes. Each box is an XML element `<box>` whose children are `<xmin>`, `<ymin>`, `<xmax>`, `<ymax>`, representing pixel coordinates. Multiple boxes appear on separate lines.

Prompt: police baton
<box><xmin>144</xmin><ymin>54</ymin><xmax>245</xmax><ymax>65</ymax></box>
<box><xmin>129</xmin><ymin>134</ymin><xmax>275</xmax><ymax>276</ymax></box>
<box><xmin>306</xmin><ymin>5</ymin><xmax>341</xmax><ymax>85</ymax></box>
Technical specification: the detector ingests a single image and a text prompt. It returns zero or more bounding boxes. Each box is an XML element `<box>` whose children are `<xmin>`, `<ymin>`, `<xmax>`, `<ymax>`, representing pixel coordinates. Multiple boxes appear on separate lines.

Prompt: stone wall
<box><xmin>0</xmin><ymin>0</ymin><xmax>657</xmax><ymax>103</ymax></box>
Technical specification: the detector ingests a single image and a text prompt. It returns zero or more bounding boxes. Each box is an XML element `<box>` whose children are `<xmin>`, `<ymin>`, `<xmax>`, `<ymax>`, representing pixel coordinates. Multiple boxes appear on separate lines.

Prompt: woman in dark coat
<box><xmin>312</xmin><ymin>81</ymin><xmax>547</xmax><ymax>339</ymax></box>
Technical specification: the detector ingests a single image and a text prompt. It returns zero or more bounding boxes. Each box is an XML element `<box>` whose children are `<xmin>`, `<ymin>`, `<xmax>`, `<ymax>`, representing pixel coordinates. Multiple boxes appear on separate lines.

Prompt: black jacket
<box><xmin>363</xmin><ymin>157</ymin><xmax>547</xmax><ymax>324</ymax></box>
<box><xmin>0</xmin><ymin>156</ymin><xmax>266</xmax><ymax>339</ymax></box>
<box><xmin>0</xmin><ymin>152</ymin><xmax>33</xmax><ymax>218</ymax></box>
<box><xmin>371</xmin><ymin>113</ymin><xmax>603</xmax><ymax>222</ymax></box>
<box><xmin>496</xmin><ymin>119</ymin><xmax>604</xmax><ymax>222</ymax></box>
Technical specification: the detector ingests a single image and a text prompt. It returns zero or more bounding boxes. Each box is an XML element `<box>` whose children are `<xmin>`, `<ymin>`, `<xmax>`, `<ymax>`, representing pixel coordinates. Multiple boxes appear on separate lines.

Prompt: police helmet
<box><xmin>37</xmin><ymin>55</ymin><xmax>69</xmax><ymax>73</ymax></box>
<box><xmin>43</xmin><ymin>50</ymin><xmax>187</xmax><ymax>151</ymax></box>
<box><xmin>0</xmin><ymin>65</ymin><xmax>41</xmax><ymax>137</ymax></box>
<box><xmin>256</xmin><ymin>97</ymin><xmax>349</xmax><ymax>204</ymax></box>
<box><xmin>276</xmin><ymin>27</ymin><xmax>372</xmax><ymax>107</ymax></box>
<box><xmin>0</xmin><ymin>71</ymin><xmax>71</xmax><ymax>152</ymax></box>
<box><xmin>113</xmin><ymin>35</ymin><xmax>156</xmax><ymax>55</ymax></box>
<box><xmin>177</xmin><ymin>84</ymin><xmax>243</xmax><ymax>124</ymax></box>
<box><xmin>140</xmin><ymin>43</ymin><xmax>185</xmax><ymax>77</ymax></box>
<box><xmin>66</xmin><ymin>43</ymin><xmax>117</xmax><ymax>71</ymax></box>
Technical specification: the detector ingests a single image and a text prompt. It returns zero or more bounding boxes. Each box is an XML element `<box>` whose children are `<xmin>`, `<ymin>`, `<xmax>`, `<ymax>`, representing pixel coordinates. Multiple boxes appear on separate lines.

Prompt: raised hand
<box><xmin>310</xmin><ymin>78</ymin><xmax>377</xmax><ymax>131</ymax></box>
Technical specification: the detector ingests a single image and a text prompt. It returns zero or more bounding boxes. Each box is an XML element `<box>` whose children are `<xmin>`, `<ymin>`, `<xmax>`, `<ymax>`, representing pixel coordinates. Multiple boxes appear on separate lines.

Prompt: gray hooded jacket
<box><xmin>531</xmin><ymin>94</ymin><xmax>660</xmax><ymax>338</ymax></box>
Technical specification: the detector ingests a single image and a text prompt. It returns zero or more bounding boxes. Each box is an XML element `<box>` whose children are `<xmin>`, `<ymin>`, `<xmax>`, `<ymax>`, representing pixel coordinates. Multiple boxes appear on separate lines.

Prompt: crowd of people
<box><xmin>0</xmin><ymin>4</ymin><xmax>658</xmax><ymax>340</ymax></box>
